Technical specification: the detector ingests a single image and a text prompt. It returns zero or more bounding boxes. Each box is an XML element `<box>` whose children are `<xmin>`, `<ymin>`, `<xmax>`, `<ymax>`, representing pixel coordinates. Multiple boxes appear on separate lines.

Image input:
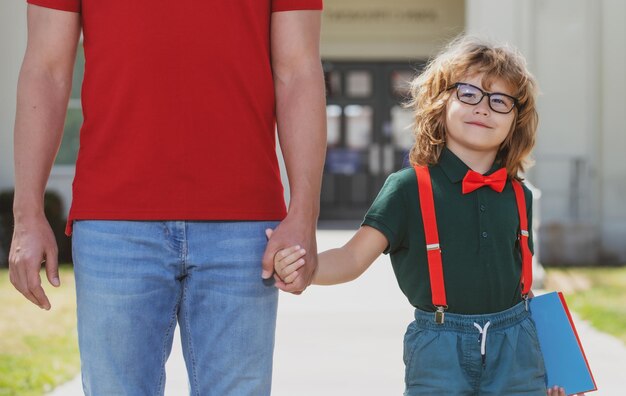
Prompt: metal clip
<box><xmin>426</xmin><ymin>243</ymin><xmax>440</xmax><ymax>251</ymax></box>
<box><xmin>520</xmin><ymin>229</ymin><xmax>529</xmax><ymax>237</ymax></box>
<box><xmin>434</xmin><ymin>306</ymin><xmax>445</xmax><ymax>324</ymax></box>
<box><xmin>522</xmin><ymin>293</ymin><xmax>529</xmax><ymax>311</ymax></box>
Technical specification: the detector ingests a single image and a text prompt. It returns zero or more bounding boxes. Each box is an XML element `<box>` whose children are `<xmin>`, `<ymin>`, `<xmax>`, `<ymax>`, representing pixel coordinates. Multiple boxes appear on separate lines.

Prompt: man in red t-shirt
<box><xmin>9</xmin><ymin>1</ymin><xmax>326</xmax><ymax>394</ymax></box>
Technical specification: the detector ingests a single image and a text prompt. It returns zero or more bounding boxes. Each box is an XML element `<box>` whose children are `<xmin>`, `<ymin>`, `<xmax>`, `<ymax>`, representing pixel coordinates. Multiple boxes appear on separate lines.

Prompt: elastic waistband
<box><xmin>413</xmin><ymin>301</ymin><xmax>529</xmax><ymax>333</ymax></box>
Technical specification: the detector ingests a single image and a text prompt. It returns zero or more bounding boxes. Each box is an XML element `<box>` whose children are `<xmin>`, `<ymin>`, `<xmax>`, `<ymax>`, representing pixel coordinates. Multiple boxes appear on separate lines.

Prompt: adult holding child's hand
<box><xmin>263</xmin><ymin>214</ymin><xmax>318</xmax><ymax>294</ymax></box>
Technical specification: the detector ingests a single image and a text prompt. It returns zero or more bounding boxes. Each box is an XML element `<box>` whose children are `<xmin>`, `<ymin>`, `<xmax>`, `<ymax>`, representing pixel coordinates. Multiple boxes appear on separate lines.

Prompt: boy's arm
<box><xmin>272</xmin><ymin>226</ymin><xmax>388</xmax><ymax>285</ymax></box>
<box><xmin>313</xmin><ymin>226</ymin><xmax>388</xmax><ymax>285</ymax></box>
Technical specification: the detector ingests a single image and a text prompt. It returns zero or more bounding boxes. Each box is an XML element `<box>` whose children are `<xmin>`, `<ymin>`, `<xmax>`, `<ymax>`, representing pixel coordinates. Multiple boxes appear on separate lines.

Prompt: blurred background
<box><xmin>1</xmin><ymin>0</ymin><xmax>624</xmax><ymax>395</ymax></box>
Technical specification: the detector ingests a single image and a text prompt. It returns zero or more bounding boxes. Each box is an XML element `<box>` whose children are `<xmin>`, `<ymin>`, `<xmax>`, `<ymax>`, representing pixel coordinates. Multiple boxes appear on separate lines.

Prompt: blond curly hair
<box><xmin>407</xmin><ymin>35</ymin><xmax>539</xmax><ymax>178</ymax></box>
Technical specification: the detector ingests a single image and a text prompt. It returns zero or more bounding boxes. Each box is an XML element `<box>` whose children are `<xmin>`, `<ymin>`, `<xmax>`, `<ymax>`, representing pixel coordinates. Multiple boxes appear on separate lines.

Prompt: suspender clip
<box><xmin>426</xmin><ymin>243</ymin><xmax>440</xmax><ymax>251</ymax></box>
<box><xmin>522</xmin><ymin>293</ymin><xmax>529</xmax><ymax>311</ymax></box>
<box><xmin>520</xmin><ymin>229</ymin><xmax>529</xmax><ymax>237</ymax></box>
<box><xmin>434</xmin><ymin>306</ymin><xmax>447</xmax><ymax>324</ymax></box>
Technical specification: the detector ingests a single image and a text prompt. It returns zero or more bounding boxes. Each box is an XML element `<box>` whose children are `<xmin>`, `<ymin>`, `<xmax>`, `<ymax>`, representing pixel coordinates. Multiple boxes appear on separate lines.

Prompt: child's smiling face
<box><xmin>445</xmin><ymin>73</ymin><xmax>516</xmax><ymax>158</ymax></box>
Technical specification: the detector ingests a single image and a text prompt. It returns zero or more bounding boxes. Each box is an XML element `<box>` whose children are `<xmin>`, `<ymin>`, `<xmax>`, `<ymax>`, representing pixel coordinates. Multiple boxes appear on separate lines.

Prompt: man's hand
<box><xmin>9</xmin><ymin>214</ymin><xmax>60</xmax><ymax>310</ymax></box>
<box><xmin>261</xmin><ymin>214</ymin><xmax>317</xmax><ymax>294</ymax></box>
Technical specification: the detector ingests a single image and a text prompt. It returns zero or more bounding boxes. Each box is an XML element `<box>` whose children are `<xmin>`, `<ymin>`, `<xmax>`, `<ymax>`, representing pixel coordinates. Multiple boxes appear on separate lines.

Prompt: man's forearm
<box><xmin>274</xmin><ymin>64</ymin><xmax>326</xmax><ymax>221</ymax></box>
<box><xmin>13</xmin><ymin>66</ymin><xmax>72</xmax><ymax>219</ymax></box>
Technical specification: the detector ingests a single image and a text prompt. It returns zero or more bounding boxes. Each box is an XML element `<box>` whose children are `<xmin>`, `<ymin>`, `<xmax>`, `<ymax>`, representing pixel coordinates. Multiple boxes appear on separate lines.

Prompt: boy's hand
<box><xmin>546</xmin><ymin>385</ymin><xmax>585</xmax><ymax>396</ymax></box>
<box><xmin>266</xmin><ymin>229</ymin><xmax>307</xmax><ymax>284</ymax></box>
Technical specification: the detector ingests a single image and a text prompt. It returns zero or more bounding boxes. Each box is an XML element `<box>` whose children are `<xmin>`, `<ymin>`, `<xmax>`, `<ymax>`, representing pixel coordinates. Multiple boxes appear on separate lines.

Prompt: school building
<box><xmin>1</xmin><ymin>0</ymin><xmax>624</xmax><ymax>265</ymax></box>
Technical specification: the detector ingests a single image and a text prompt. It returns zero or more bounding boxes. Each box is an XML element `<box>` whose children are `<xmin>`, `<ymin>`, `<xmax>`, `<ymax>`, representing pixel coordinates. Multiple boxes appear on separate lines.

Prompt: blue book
<box><xmin>529</xmin><ymin>292</ymin><xmax>597</xmax><ymax>395</ymax></box>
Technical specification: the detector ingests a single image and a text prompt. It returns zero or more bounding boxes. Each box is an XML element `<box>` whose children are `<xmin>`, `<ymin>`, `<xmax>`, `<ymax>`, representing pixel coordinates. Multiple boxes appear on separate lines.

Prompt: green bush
<box><xmin>0</xmin><ymin>190</ymin><xmax>72</xmax><ymax>268</ymax></box>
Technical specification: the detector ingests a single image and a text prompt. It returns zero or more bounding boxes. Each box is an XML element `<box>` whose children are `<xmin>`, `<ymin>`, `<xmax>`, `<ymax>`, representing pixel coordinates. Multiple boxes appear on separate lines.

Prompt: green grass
<box><xmin>0</xmin><ymin>266</ymin><xmax>79</xmax><ymax>396</ymax></box>
<box><xmin>546</xmin><ymin>267</ymin><xmax>626</xmax><ymax>345</ymax></box>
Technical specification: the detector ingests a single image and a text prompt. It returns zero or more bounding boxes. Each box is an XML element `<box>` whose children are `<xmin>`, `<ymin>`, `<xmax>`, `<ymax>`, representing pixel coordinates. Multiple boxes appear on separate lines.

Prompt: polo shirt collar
<box><xmin>438</xmin><ymin>147</ymin><xmax>503</xmax><ymax>184</ymax></box>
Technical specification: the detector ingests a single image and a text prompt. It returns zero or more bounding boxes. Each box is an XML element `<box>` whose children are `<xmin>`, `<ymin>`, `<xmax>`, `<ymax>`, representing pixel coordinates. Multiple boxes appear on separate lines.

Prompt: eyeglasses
<box><xmin>448</xmin><ymin>82</ymin><xmax>518</xmax><ymax>114</ymax></box>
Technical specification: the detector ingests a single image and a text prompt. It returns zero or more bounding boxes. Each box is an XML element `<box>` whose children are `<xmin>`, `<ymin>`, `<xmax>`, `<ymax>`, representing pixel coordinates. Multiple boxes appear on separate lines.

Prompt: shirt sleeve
<box><xmin>27</xmin><ymin>0</ymin><xmax>80</xmax><ymax>13</ymax></box>
<box><xmin>362</xmin><ymin>171</ymin><xmax>409</xmax><ymax>255</ymax></box>
<box><xmin>272</xmin><ymin>0</ymin><xmax>323</xmax><ymax>12</ymax></box>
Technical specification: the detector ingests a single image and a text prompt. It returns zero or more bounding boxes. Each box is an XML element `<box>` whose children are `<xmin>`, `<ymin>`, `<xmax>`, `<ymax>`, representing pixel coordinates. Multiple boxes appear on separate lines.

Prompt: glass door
<box><xmin>320</xmin><ymin>62</ymin><xmax>423</xmax><ymax>220</ymax></box>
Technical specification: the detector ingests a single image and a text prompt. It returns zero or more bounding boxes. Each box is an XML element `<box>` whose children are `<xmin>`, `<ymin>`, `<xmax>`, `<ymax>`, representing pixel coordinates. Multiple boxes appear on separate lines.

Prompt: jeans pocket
<box><xmin>403</xmin><ymin>321</ymin><xmax>420</xmax><ymax>367</ymax></box>
<box><xmin>519</xmin><ymin>317</ymin><xmax>548</xmax><ymax>386</ymax></box>
<box><xmin>403</xmin><ymin>322</ymin><xmax>439</xmax><ymax>387</ymax></box>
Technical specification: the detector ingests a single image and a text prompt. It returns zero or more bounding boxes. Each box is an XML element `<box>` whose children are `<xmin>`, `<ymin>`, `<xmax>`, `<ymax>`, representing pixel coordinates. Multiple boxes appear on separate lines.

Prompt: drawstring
<box><xmin>473</xmin><ymin>321</ymin><xmax>491</xmax><ymax>365</ymax></box>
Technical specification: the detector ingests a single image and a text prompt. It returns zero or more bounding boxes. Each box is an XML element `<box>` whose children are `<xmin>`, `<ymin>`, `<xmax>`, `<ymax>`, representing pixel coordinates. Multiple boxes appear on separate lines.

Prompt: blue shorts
<box><xmin>403</xmin><ymin>302</ymin><xmax>547</xmax><ymax>395</ymax></box>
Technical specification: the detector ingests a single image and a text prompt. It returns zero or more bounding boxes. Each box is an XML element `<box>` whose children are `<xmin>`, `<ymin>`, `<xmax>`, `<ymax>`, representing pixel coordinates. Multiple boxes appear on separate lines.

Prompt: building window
<box><xmin>345</xmin><ymin>70</ymin><xmax>373</xmax><ymax>98</ymax></box>
<box><xmin>345</xmin><ymin>105</ymin><xmax>373</xmax><ymax>149</ymax></box>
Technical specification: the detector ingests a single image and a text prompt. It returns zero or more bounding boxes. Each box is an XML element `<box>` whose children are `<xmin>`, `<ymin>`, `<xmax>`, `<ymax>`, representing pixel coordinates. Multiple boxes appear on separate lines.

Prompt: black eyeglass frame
<box><xmin>447</xmin><ymin>82</ymin><xmax>518</xmax><ymax>114</ymax></box>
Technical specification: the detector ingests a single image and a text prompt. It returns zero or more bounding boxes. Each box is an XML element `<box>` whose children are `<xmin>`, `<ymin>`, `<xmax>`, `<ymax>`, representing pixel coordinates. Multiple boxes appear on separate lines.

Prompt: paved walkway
<box><xmin>49</xmin><ymin>229</ymin><xmax>625</xmax><ymax>395</ymax></box>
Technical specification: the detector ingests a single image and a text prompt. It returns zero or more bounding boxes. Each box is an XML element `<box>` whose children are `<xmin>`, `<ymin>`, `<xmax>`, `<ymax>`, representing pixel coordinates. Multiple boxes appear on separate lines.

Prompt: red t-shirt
<box><xmin>26</xmin><ymin>0</ymin><xmax>323</xmax><ymax>235</ymax></box>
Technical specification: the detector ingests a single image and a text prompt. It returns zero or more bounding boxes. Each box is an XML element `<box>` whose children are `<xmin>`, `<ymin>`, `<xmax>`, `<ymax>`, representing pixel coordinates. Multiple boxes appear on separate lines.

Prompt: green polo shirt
<box><xmin>363</xmin><ymin>148</ymin><xmax>534</xmax><ymax>314</ymax></box>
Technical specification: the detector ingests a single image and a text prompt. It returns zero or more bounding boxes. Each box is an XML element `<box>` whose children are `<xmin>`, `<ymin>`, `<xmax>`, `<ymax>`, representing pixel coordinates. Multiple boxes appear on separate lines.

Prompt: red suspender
<box><xmin>511</xmin><ymin>179</ymin><xmax>533</xmax><ymax>296</ymax></box>
<box><xmin>414</xmin><ymin>166</ymin><xmax>447</xmax><ymax>322</ymax></box>
<box><xmin>414</xmin><ymin>165</ymin><xmax>532</xmax><ymax>323</ymax></box>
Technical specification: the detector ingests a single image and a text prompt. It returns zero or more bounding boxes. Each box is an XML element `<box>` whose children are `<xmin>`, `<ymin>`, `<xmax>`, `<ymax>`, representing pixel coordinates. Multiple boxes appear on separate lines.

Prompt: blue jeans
<box><xmin>72</xmin><ymin>220</ymin><xmax>279</xmax><ymax>396</ymax></box>
<box><xmin>403</xmin><ymin>302</ymin><xmax>547</xmax><ymax>395</ymax></box>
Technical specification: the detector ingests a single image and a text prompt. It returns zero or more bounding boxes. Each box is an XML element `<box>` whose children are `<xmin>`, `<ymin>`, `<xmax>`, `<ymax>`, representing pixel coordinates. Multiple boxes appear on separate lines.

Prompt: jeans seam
<box><xmin>182</xmin><ymin>221</ymin><xmax>188</xmax><ymax>271</ymax></box>
<box><xmin>156</xmin><ymin>297</ymin><xmax>180</xmax><ymax>396</ymax></box>
<box><xmin>161</xmin><ymin>223</ymin><xmax>175</xmax><ymax>252</ymax></box>
<box><xmin>182</xmin><ymin>277</ymin><xmax>200</xmax><ymax>396</ymax></box>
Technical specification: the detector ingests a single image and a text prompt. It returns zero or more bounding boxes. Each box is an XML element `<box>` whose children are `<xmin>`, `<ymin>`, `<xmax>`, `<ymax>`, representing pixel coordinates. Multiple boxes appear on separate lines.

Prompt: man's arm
<box><xmin>261</xmin><ymin>10</ymin><xmax>326</xmax><ymax>293</ymax></box>
<box><xmin>9</xmin><ymin>5</ymin><xmax>81</xmax><ymax>310</ymax></box>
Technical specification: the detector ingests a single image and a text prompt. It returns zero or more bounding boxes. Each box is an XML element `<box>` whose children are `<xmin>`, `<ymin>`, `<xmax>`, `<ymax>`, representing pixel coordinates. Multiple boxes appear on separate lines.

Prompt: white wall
<box><xmin>0</xmin><ymin>2</ymin><xmax>27</xmax><ymax>190</ymax></box>
<box><xmin>466</xmin><ymin>0</ymin><xmax>626</xmax><ymax>264</ymax></box>
<box><xmin>528</xmin><ymin>0</ymin><xmax>602</xmax><ymax>264</ymax></box>
<box><xmin>465</xmin><ymin>0</ymin><xmax>534</xmax><ymax>58</ymax></box>
<box><xmin>600</xmin><ymin>0</ymin><xmax>626</xmax><ymax>262</ymax></box>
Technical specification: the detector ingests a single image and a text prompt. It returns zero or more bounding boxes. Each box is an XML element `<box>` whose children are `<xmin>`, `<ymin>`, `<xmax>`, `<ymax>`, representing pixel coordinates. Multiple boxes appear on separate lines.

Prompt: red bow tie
<box><xmin>462</xmin><ymin>168</ymin><xmax>507</xmax><ymax>194</ymax></box>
